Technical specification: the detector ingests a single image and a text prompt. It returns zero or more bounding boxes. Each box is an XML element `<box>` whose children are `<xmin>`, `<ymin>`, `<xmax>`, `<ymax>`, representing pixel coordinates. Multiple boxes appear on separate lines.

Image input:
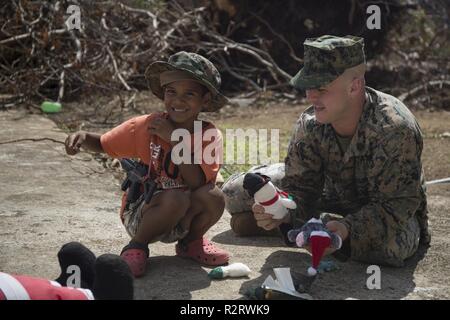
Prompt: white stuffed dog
<box><xmin>243</xmin><ymin>172</ymin><xmax>297</xmax><ymax>220</ymax></box>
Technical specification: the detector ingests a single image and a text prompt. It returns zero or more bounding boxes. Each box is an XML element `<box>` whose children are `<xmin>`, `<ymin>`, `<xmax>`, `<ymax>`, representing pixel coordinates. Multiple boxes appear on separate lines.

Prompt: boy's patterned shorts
<box><xmin>122</xmin><ymin>190</ymin><xmax>188</xmax><ymax>243</ymax></box>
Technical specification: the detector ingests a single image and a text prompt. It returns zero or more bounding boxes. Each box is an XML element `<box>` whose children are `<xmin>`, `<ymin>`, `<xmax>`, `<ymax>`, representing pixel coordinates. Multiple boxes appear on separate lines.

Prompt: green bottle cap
<box><xmin>41</xmin><ymin>101</ymin><xmax>62</xmax><ymax>113</ymax></box>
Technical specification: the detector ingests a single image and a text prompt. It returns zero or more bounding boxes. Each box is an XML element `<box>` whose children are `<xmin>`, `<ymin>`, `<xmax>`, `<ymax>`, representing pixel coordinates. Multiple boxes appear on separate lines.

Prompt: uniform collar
<box><xmin>339</xmin><ymin>87</ymin><xmax>375</xmax><ymax>162</ymax></box>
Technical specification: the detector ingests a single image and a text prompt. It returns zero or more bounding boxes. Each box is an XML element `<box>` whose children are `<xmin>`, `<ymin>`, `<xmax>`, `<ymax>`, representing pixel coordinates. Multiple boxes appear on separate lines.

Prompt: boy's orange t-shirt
<box><xmin>100</xmin><ymin>112</ymin><xmax>223</xmax><ymax>189</ymax></box>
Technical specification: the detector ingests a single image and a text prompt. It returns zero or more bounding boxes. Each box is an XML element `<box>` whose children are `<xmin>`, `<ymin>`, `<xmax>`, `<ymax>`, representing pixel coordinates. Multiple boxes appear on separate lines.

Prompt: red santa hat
<box><xmin>307</xmin><ymin>231</ymin><xmax>331</xmax><ymax>276</ymax></box>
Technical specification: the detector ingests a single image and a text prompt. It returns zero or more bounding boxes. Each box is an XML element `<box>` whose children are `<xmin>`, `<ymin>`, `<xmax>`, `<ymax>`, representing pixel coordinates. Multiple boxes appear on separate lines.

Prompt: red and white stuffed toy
<box><xmin>243</xmin><ymin>173</ymin><xmax>297</xmax><ymax>220</ymax></box>
<box><xmin>0</xmin><ymin>242</ymin><xmax>133</xmax><ymax>300</ymax></box>
<box><xmin>0</xmin><ymin>273</ymin><xmax>94</xmax><ymax>300</ymax></box>
<box><xmin>288</xmin><ymin>218</ymin><xmax>342</xmax><ymax>276</ymax></box>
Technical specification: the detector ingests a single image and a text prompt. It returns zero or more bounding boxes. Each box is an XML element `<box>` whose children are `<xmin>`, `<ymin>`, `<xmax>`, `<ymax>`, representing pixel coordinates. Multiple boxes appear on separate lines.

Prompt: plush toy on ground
<box><xmin>208</xmin><ymin>263</ymin><xmax>251</xmax><ymax>279</ymax></box>
<box><xmin>288</xmin><ymin>218</ymin><xmax>342</xmax><ymax>276</ymax></box>
<box><xmin>0</xmin><ymin>242</ymin><xmax>133</xmax><ymax>300</ymax></box>
<box><xmin>243</xmin><ymin>172</ymin><xmax>297</xmax><ymax>220</ymax></box>
<box><xmin>55</xmin><ymin>241</ymin><xmax>96</xmax><ymax>289</ymax></box>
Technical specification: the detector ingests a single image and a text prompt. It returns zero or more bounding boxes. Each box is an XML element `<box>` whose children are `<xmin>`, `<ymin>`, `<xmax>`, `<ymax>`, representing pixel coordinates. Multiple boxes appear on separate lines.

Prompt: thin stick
<box><xmin>106</xmin><ymin>45</ymin><xmax>132</xmax><ymax>91</ymax></box>
<box><xmin>0</xmin><ymin>138</ymin><xmax>66</xmax><ymax>145</ymax></box>
<box><xmin>399</xmin><ymin>80</ymin><xmax>450</xmax><ymax>101</ymax></box>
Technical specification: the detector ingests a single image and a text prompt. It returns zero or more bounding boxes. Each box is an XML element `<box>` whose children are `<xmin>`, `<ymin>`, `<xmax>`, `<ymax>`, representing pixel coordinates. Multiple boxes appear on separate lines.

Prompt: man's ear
<box><xmin>349</xmin><ymin>77</ymin><xmax>363</xmax><ymax>95</ymax></box>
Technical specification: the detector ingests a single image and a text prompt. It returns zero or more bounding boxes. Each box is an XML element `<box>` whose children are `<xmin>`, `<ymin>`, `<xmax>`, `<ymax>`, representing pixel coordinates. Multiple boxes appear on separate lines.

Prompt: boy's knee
<box><xmin>192</xmin><ymin>183</ymin><xmax>225</xmax><ymax>210</ymax></box>
<box><xmin>159</xmin><ymin>189</ymin><xmax>190</xmax><ymax>211</ymax></box>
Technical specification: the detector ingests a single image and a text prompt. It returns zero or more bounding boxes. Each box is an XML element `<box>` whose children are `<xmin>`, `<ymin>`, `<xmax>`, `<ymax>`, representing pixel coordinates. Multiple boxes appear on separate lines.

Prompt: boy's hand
<box><xmin>65</xmin><ymin>131</ymin><xmax>86</xmax><ymax>155</ymax></box>
<box><xmin>148</xmin><ymin>117</ymin><xmax>176</xmax><ymax>143</ymax></box>
<box><xmin>252</xmin><ymin>203</ymin><xmax>290</xmax><ymax>230</ymax></box>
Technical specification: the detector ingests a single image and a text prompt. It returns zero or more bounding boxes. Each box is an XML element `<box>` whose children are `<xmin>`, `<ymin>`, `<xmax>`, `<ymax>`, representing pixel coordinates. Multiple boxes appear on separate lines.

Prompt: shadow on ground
<box><xmin>134</xmin><ymin>256</ymin><xmax>211</xmax><ymax>300</ymax></box>
<box><xmin>239</xmin><ymin>244</ymin><xmax>429</xmax><ymax>300</ymax></box>
<box><xmin>211</xmin><ymin>229</ymin><xmax>285</xmax><ymax>248</ymax></box>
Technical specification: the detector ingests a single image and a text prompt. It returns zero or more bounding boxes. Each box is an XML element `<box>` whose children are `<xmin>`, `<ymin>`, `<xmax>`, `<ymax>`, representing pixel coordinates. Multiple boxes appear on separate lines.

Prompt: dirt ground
<box><xmin>0</xmin><ymin>98</ymin><xmax>449</xmax><ymax>300</ymax></box>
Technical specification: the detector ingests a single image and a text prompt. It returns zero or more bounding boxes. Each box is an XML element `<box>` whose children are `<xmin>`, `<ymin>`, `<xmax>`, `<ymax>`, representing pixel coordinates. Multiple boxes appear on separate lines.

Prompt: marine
<box><xmin>225</xmin><ymin>35</ymin><xmax>430</xmax><ymax>267</ymax></box>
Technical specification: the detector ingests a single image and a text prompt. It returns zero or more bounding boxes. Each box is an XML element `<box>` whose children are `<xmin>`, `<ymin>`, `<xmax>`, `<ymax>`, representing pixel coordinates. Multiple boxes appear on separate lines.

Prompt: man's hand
<box><xmin>303</xmin><ymin>221</ymin><xmax>349</xmax><ymax>256</ymax></box>
<box><xmin>252</xmin><ymin>204</ymin><xmax>290</xmax><ymax>230</ymax></box>
<box><xmin>65</xmin><ymin>131</ymin><xmax>87</xmax><ymax>155</ymax></box>
<box><xmin>148</xmin><ymin>117</ymin><xmax>176</xmax><ymax>143</ymax></box>
<box><xmin>326</xmin><ymin>220</ymin><xmax>349</xmax><ymax>242</ymax></box>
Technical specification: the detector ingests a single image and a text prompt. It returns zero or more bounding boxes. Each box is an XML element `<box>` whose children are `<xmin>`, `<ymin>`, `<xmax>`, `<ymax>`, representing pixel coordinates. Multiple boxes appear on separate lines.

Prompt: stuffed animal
<box><xmin>287</xmin><ymin>218</ymin><xmax>342</xmax><ymax>276</ymax></box>
<box><xmin>243</xmin><ymin>172</ymin><xmax>297</xmax><ymax>220</ymax></box>
<box><xmin>0</xmin><ymin>242</ymin><xmax>133</xmax><ymax>300</ymax></box>
<box><xmin>208</xmin><ymin>263</ymin><xmax>251</xmax><ymax>279</ymax></box>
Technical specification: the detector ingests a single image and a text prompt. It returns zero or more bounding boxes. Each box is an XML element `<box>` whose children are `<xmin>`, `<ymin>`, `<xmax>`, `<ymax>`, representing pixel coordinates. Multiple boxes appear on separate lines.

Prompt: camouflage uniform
<box><xmin>284</xmin><ymin>35</ymin><xmax>430</xmax><ymax>267</ymax></box>
<box><xmin>283</xmin><ymin>86</ymin><xmax>430</xmax><ymax>267</ymax></box>
<box><xmin>223</xmin><ymin>35</ymin><xmax>430</xmax><ymax>267</ymax></box>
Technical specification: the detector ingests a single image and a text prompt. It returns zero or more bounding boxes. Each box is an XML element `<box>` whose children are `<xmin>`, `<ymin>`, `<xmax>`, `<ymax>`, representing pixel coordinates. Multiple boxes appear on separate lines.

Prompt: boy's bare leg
<box><xmin>181</xmin><ymin>183</ymin><xmax>225</xmax><ymax>244</ymax></box>
<box><xmin>176</xmin><ymin>202</ymin><xmax>201</xmax><ymax>236</ymax></box>
<box><xmin>133</xmin><ymin>189</ymin><xmax>191</xmax><ymax>245</ymax></box>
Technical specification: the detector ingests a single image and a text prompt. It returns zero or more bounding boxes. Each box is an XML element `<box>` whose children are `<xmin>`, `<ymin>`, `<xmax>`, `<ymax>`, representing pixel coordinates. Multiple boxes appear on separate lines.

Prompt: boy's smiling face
<box><xmin>163</xmin><ymin>80</ymin><xmax>211</xmax><ymax>127</ymax></box>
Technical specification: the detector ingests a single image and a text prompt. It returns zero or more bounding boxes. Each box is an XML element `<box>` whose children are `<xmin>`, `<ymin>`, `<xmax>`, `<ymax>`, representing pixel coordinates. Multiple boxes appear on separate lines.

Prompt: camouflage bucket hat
<box><xmin>145</xmin><ymin>51</ymin><xmax>228</xmax><ymax>112</ymax></box>
<box><xmin>290</xmin><ymin>35</ymin><xmax>366</xmax><ymax>90</ymax></box>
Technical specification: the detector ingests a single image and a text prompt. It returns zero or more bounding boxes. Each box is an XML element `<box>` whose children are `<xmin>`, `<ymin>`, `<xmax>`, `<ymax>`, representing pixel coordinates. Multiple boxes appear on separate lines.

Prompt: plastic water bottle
<box><xmin>41</xmin><ymin>101</ymin><xmax>62</xmax><ymax>113</ymax></box>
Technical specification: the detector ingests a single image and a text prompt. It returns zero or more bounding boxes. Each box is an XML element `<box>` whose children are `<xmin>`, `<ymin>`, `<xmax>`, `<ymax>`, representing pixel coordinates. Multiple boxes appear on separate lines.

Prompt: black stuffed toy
<box><xmin>0</xmin><ymin>242</ymin><xmax>133</xmax><ymax>300</ymax></box>
<box><xmin>55</xmin><ymin>241</ymin><xmax>96</xmax><ymax>289</ymax></box>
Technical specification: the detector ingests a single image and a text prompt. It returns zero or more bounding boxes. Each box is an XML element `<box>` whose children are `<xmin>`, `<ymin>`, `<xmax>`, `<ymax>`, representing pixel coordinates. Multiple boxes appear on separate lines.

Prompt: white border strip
<box><xmin>0</xmin><ymin>272</ymin><xmax>31</xmax><ymax>300</ymax></box>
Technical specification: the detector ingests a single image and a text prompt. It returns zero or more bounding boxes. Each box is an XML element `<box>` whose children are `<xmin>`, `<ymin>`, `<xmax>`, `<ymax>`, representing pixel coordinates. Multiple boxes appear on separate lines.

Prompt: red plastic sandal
<box><xmin>176</xmin><ymin>238</ymin><xmax>229</xmax><ymax>266</ymax></box>
<box><xmin>120</xmin><ymin>248</ymin><xmax>148</xmax><ymax>278</ymax></box>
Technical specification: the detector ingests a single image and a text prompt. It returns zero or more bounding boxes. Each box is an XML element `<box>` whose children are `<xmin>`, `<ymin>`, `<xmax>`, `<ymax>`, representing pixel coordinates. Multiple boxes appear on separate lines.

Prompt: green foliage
<box><xmin>218</xmin><ymin>122</ymin><xmax>291</xmax><ymax>181</ymax></box>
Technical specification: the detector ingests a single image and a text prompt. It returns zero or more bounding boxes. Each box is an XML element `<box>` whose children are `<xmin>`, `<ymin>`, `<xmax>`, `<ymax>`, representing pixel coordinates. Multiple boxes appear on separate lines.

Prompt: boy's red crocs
<box><xmin>176</xmin><ymin>238</ymin><xmax>229</xmax><ymax>266</ymax></box>
<box><xmin>120</xmin><ymin>249</ymin><xmax>147</xmax><ymax>277</ymax></box>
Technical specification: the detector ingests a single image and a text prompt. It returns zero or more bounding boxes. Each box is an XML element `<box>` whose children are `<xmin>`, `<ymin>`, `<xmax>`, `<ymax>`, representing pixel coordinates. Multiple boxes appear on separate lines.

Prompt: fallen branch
<box><xmin>106</xmin><ymin>45</ymin><xmax>132</xmax><ymax>91</ymax></box>
<box><xmin>399</xmin><ymin>80</ymin><xmax>450</xmax><ymax>101</ymax></box>
<box><xmin>249</xmin><ymin>11</ymin><xmax>303</xmax><ymax>64</ymax></box>
<box><xmin>0</xmin><ymin>0</ymin><xmax>445</xmax><ymax>109</ymax></box>
<box><xmin>218</xmin><ymin>54</ymin><xmax>262</xmax><ymax>91</ymax></box>
<box><xmin>0</xmin><ymin>137</ymin><xmax>66</xmax><ymax>146</ymax></box>
<box><xmin>58</xmin><ymin>70</ymin><xmax>65</xmax><ymax>102</ymax></box>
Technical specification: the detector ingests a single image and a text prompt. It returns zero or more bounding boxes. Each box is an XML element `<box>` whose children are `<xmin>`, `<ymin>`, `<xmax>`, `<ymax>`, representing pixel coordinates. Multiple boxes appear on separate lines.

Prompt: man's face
<box><xmin>305</xmin><ymin>76</ymin><xmax>351</xmax><ymax>124</ymax></box>
<box><xmin>163</xmin><ymin>80</ymin><xmax>210</xmax><ymax>125</ymax></box>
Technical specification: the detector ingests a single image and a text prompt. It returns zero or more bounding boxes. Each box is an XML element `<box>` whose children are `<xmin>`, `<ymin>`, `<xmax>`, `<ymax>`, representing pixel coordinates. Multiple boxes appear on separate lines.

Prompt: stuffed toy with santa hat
<box><xmin>0</xmin><ymin>242</ymin><xmax>133</xmax><ymax>300</ymax></box>
<box><xmin>243</xmin><ymin>172</ymin><xmax>297</xmax><ymax>220</ymax></box>
<box><xmin>287</xmin><ymin>218</ymin><xmax>342</xmax><ymax>276</ymax></box>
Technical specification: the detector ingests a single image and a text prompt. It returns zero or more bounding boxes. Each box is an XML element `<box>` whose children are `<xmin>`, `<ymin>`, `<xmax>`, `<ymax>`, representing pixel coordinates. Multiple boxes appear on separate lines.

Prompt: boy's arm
<box><xmin>171</xmin><ymin>139</ymin><xmax>206</xmax><ymax>189</ymax></box>
<box><xmin>65</xmin><ymin>131</ymin><xmax>104</xmax><ymax>155</ymax></box>
<box><xmin>148</xmin><ymin>117</ymin><xmax>216</xmax><ymax>189</ymax></box>
<box><xmin>178</xmin><ymin>162</ymin><xmax>206</xmax><ymax>190</ymax></box>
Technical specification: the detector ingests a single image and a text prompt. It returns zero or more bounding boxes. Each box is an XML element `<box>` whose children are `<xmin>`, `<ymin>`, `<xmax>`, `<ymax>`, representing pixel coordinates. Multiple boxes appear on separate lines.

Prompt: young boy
<box><xmin>64</xmin><ymin>52</ymin><xmax>230</xmax><ymax>277</ymax></box>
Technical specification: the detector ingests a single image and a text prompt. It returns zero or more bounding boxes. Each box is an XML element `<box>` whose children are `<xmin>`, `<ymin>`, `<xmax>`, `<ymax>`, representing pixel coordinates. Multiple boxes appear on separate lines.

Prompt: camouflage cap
<box><xmin>290</xmin><ymin>35</ymin><xmax>366</xmax><ymax>90</ymax></box>
<box><xmin>145</xmin><ymin>51</ymin><xmax>228</xmax><ymax>112</ymax></box>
